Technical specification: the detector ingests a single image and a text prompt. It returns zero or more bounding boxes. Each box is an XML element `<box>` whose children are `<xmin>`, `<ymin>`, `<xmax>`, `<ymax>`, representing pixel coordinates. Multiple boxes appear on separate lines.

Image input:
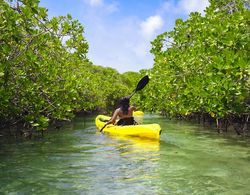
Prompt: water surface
<box><xmin>0</xmin><ymin>115</ymin><xmax>250</xmax><ymax>194</ymax></box>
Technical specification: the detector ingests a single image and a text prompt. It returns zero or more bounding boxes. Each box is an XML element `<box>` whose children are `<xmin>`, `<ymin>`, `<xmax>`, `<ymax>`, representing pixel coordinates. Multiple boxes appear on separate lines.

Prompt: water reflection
<box><xmin>83</xmin><ymin>133</ymin><xmax>161</xmax><ymax>193</ymax></box>
<box><xmin>1</xmin><ymin>116</ymin><xmax>250</xmax><ymax>194</ymax></box>
<box><xmin>102</xmin><ymin>134</ymin><xmax>160</xmax><ymax>151</ymax></box>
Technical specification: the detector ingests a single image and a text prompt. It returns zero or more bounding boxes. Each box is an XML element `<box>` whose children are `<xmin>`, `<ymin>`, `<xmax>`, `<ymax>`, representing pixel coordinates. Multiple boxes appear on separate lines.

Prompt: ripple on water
<box><xmin>0</xmin><ymin>115</ymin><xmax>250</xmax><ymax>194</ymax></box>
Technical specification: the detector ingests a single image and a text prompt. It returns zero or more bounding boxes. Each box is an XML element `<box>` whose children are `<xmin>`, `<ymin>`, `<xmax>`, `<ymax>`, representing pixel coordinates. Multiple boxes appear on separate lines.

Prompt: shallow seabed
<box><xmin>0</xmin><ymin>114</ymin><xmax>250</xmax><ymax>194</ymax></box>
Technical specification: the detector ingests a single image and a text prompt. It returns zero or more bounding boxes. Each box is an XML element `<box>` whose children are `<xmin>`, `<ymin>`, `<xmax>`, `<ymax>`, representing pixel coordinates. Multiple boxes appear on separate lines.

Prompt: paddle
<box><xmin>100</xmin><ymin>75</ymin><xmax>149</xmax><ymax>132</ymax></box>
<box><xmin>128</xmin><ymin>75</ymin><xmax>149</xmax><ymax>99</ymax></box>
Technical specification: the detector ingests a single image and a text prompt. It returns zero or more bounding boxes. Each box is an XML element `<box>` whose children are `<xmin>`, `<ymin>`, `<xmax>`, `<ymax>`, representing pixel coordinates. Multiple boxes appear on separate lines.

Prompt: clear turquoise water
<box><xmin>0</xmin><ymin>114</ymin><xmax>250</xmax><ymax>194</ymax></box>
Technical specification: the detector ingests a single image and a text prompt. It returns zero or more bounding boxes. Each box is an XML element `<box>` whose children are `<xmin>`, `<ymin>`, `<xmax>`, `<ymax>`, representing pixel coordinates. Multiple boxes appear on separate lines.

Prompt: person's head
<box><xmin>120</xmin><ymin>96</ymin><xmax>130</xmax><ymax>106</ymax></box>
<box><xmin>119</xmin><ymin>96</ymin><xmax>130</xmax><ymax>114</ymax></box>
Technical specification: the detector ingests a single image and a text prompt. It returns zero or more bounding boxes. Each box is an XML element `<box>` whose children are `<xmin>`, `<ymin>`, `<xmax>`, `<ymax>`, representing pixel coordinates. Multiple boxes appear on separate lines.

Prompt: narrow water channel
<box><xmin>0</xmin><ymin>114</ymin><xmax>249</xmax><ymax>194</ymax></box>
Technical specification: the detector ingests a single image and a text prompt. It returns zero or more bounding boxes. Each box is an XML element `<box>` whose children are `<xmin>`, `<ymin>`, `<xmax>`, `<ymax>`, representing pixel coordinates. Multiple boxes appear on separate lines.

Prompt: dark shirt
<box><xmin>117</xmin><ymin>117</ymin><xmax>136</xmax><ymax>126</ymax></box>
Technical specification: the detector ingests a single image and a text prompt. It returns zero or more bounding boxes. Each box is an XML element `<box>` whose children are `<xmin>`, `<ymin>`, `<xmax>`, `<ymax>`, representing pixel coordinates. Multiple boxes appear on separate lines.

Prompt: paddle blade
<box><xmin>135</xmin><ymin>75</ymin><xmax>149</xmax><ymax>92</ymax></box>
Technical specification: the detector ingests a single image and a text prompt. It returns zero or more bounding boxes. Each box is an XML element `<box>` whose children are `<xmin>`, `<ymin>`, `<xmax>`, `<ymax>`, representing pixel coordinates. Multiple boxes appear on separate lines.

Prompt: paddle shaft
<box><xmin>100</xmin><ymin>123</ymin><xmax>107</xmax><ymax>132</ymax></box>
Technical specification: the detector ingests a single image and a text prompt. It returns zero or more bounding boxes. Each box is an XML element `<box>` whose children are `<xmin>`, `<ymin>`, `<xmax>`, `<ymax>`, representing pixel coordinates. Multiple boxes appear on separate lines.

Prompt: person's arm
<box><xmin>131</xmin><ymin>106</ymin><xmax>136</xmax><ymax>113</ymax></box>
<box><xmin>106</xmin><ymin>109</ymin><xmax>119</xmax><ymax>125</ymax></box>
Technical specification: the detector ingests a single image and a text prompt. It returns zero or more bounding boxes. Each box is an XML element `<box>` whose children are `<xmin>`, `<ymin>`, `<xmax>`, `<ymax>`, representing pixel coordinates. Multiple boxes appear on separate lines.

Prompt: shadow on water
<box><xmin>0</xmin><ymin>114</ymin><xmax>250</xmax><ymax>194</ymax></box>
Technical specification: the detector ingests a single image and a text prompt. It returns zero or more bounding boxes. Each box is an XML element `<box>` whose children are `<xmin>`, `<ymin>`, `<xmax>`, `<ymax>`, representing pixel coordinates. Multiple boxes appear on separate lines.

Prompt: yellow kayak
<box><xmin>95</xmin><ymin>111</ymin><xmax>161</xmax><ymax>140</ymax></box>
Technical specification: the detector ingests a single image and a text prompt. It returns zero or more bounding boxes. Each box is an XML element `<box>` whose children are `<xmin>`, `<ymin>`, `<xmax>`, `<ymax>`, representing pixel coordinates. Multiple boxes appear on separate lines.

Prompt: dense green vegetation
<box><xmin>0</xmin><ymin>0</ymin><xmax>140</xmax><ymax>130</ymax></box>
<box><xmin>139</xmin><ymin>0</ymin><xmax>249</xmax><ymax>132</ymax></box>
<box><xmin>1</xmin><ymin>0</ymin><xmax>249</xmax><ymax>134</ymax></box>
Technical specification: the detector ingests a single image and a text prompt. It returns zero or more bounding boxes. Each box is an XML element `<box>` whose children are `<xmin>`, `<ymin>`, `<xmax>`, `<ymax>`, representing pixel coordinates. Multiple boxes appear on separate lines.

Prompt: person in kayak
<box><xmin>106</xmin><ymin>96</ymin><xmax>137</xmax><ymax>126</ymax></box>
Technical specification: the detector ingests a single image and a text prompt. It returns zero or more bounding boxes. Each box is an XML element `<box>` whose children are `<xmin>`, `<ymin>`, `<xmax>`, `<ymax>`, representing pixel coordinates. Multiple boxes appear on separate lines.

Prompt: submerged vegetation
<box><xmin>1</xmin><ymin>0</ymin><xmax>249</xmax><ymax>135</ymax></box>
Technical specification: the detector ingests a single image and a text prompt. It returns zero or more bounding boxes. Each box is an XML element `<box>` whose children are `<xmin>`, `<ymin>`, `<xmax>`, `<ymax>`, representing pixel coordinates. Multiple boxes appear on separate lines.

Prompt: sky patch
<box><xmin>39</xmin><ymin>0</ymin><xmax>209</xmax><ymax>73</ymax></box>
